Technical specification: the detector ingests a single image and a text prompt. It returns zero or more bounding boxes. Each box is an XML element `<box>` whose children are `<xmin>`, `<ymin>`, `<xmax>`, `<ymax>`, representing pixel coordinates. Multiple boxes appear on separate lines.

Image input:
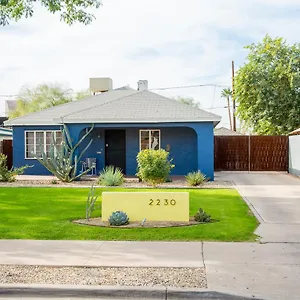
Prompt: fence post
<box><xmin>248</xmin><ymin>133</ymin><xmax>251</xmax><ymax>172</ymax></box>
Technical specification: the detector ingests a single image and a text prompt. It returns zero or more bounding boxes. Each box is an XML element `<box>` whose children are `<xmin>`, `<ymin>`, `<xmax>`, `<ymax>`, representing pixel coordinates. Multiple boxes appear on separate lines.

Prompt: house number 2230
<box><xmin>149</xmin><ymin>199</ymin><xmax>176</xmax><ymax>206</ymax></box>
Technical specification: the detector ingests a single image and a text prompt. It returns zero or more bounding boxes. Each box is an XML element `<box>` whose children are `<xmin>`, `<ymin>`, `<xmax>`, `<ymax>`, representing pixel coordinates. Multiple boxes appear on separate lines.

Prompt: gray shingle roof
<box><xmin>5</xmin><ymin>89</ymin><xmax>221</xmax><ymax>126</ymax></box>
<box><xmin>214</xmin><ymin>127</ymin><xmax>243</xmax><ymax>136</ymax></box>
<box><xmin>5</xmin><ymin>100</ymin><xmax>17</xmax><ymax>111</ymax></box>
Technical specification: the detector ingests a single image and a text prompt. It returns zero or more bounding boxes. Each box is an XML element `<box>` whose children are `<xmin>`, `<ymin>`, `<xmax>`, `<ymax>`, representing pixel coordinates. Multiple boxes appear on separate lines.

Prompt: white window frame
<box><xmin>24</xmin><ymin>130</ymin><xmax>62</xmax><ymax>159</ymax></box>
<box><xmin>139</xmin><ymin>129</ymin><xmax>161</xmax><ymax>151</ymax></box>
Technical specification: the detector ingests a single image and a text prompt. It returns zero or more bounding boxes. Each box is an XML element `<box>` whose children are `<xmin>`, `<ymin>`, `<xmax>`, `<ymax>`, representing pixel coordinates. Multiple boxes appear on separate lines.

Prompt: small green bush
<box><xmin>185</xmin><ymin>170</ymin><xmax>206</xmax><ymax>186</ymax></box>
<box><xmin>98</xmin><ymin>165</ymin><xmax>124</xmax><ymax>186</ymax></box>
<box><xmin>194</xmin><ymin>208</ymin><xmax>211</xmax><ymax>223</ymax></box>
<box><xmin>136</xmin><ymin>149</ymin><xmax>174</xmax><ymax>187</ymax></box>
<box><xmin>108</xmin><ymin>211</ymin><xmax>129</xmax><ymax>226</ymax></box>
<box><xmin>0</xmin><ymin>154</ymin><xmax>30</xmax><ymax>182</ymax></box>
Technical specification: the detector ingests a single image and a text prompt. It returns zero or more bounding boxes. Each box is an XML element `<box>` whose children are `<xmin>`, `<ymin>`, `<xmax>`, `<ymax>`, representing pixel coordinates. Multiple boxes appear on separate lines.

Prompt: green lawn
<box><xmin>0</xmin><ymin>188</ymin><xmax>258</xmax><ymax>241</ymax></box>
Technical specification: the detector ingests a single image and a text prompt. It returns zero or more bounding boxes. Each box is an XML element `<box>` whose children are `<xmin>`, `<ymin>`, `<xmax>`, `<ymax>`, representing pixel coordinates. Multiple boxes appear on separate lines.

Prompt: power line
<box><xmin>0</xmin><ymin>83</ymin><xmax>230</xmax><ymax>97</ymax></box>
<box><xmin>150</xmin><ymin>83</ymin><xmax>228</xmax><ymax>91</ymax></box>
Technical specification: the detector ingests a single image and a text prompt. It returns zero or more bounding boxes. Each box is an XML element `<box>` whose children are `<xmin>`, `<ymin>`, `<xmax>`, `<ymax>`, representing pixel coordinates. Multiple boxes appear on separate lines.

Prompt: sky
<box><xmin>0</xmin><ymin>0</ymin><xmax>300</xmax><ymax>128</ymax></box>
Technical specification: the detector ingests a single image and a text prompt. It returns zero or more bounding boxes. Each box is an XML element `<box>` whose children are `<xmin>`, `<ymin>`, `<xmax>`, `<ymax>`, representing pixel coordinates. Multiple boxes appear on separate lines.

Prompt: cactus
<box><xmin>108</xmin><ymin>211</ymin><xmax>129</xmax><ymax>226</ymax></box>
<box><xmin>194</xmin><ymin>208</ymin><xmax>211</xmax><ymax>223</ymax></box>
<box><xmin>86</xmin><ymin>184</ymin><xmax>99</xmax><ymax>220</ymax></box>
<box><xmin>36</xmin><ymin>123</ymin><xmax>94</xmax><ymax>182</ymax></box>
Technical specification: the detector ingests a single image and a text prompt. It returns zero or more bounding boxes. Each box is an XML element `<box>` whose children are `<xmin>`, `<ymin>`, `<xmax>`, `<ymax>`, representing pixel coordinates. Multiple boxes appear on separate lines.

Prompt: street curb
<box><xmin>0</xmin><ymin>284</ymin><xmax>165</xmax><ymax>299</ymax></box>
<box><xmin>0</xmin><ymin>284</ymin><xmax>265</xmax><ymax>299</ymax></box>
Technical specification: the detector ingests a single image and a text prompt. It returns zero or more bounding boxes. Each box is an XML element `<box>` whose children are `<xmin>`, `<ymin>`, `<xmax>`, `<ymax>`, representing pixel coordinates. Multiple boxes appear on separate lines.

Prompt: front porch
<box><xmin>75</xmin><ymin>123</ymin><xmax>214</xmax><ymax>179</ymax></box>
<box><xmin>13</xmin><ymin>122</ymin><xmax>215</xmax><ymax>179</ymax></box>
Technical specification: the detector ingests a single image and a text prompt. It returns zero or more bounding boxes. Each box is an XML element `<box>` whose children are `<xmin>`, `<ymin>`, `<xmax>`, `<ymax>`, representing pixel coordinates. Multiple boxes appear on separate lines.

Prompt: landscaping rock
<box><xmin>73</xmin><ymin>217</ymin><xmax>206</xmax><ymax>228</ymax></box>
<box><xmin>0</xmin><ymin>266</ymin><xmax>207</xmax><ymax>288</ymax></box>
<box><xmin>0</xmin><ymin>178</ymin><xmax>233</xmax><ymax>188</ymax></box>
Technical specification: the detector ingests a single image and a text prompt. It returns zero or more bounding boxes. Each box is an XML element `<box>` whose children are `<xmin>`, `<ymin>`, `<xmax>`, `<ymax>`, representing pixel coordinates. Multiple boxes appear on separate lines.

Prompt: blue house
<box><xmin>4</xmin><ymin>82</ymin><xmax>221</xmax><ymax>180</ymax></box>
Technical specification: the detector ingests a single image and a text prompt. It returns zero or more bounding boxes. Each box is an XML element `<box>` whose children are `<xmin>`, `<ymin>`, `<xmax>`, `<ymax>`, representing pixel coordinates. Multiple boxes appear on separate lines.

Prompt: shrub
<box><xmin>136</xmin><ymin>149</ymin><xmax>174</xmax><ymax>187</ymax></box>
<box><xmin>108</xmin><ymin>211</ymin><xmax>129</xmax><ymax>226</ymax></box>
<box><xmin>185</xmin><ymin>170</ymin><xmax>206</xmax><ymax>186</ymax></box>
<box><xmin>194</xmin><ymin>208</ymin><xmax>211</xmax><ymax>223</ymax></box>
<box><xmin>98</xmin><ymin>165</ymin><xmax>124</xmax><ymax>186</ymax></box>
<box><xmin>0</xmin><ymin>154</ymin><xmax>30</xmax><ymax>182</ymax></box>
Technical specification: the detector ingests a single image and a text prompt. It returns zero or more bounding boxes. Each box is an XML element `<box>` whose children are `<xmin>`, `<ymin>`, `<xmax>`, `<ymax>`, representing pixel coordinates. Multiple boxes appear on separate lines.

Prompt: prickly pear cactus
<box><xmin>194</xmin><ymin>208</ymin><xmax>211</xmax><ymax>223</ymax></box>
<box><xmin>108</xmin><ymin>211</ymin><xmax>129</xmax><ymax>226</ymax></box>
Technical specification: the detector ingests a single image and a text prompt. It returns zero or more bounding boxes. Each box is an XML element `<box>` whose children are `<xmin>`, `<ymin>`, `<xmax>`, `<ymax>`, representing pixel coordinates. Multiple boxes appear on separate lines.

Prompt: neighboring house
<box><xmin>4</xmin><ymin>80</ymin><xmax>221</xmax><ymax>179</ymax></box>
<box><xmin>289</xmin><ymin>127</ymin><xmax>300</xmax><ymax>176</ymax></box>
<box><xmin>0</xmin><ymin>117</ymin><xmax>8</xmax><ymax>127</ymax></box>
<box><xmin>5</xmin><ymin>100</ymin><xmax>17</xmax><ymax>117</ymax></box>
<box><xmin>214</xmin><ymin>127</ymin><xmax>243</xmax><ymax>136</ymax></box>
<box><xmin>0</xmin><ymin>127</ymin><xmax>12</xmax><ymax>141</ymax></box>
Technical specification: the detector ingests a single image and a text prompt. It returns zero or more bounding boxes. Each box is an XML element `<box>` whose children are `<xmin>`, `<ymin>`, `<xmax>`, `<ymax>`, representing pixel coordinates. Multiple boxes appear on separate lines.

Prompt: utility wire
<box><xmin>150</xmin><ymin>83</ymin><xmax>228</xmax><ymax>91</ymax></box>
<box><xmin>0</xmin><ymin>83</ymin><xmax>229</xmax><ymax>97</ymax></box>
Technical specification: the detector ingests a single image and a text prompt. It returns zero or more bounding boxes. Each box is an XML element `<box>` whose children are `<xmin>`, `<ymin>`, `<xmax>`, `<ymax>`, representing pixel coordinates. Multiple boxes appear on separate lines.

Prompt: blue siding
<box><xmin>12</xmin><ymin>122</ymin><xmax>214</xmax><ymax>179</ymax></box>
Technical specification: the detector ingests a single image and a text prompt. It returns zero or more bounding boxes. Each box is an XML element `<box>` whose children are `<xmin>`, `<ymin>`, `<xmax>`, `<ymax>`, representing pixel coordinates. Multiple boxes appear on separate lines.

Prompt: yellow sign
<box><xmin>102</xmin><ymin>192</ymin><xmax>189</xmax><ymax>222</ymax></box>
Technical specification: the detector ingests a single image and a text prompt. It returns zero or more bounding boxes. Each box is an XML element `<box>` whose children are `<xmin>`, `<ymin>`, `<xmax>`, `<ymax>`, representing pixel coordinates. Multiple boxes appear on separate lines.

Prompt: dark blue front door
<box><xmin>105</xmin><ymin>130</ymin><xmax>126</xmax><ymax>173</ymax></box>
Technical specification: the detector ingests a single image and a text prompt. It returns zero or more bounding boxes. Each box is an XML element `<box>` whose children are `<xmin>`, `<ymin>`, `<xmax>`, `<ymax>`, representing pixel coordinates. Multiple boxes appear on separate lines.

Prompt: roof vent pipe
<box><xmin>137</xmin><ymin>80</ymin><xmax>148</xmax><ymax>91</ymax></box>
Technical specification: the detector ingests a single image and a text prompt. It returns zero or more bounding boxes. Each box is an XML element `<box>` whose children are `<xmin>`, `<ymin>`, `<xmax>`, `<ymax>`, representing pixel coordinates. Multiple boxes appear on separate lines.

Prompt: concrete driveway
<box><xmin>217</xmin><ymin>172</ymin><xmax>300</xmax><ymax>243</ymax></box>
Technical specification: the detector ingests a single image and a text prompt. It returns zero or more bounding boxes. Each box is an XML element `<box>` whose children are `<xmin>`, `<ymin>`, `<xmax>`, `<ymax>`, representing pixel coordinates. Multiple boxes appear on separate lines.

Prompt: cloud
<box><xmin>0</xmin><ymin>0</ymin><xmax>299</xmax><ymax>128</ymax></box>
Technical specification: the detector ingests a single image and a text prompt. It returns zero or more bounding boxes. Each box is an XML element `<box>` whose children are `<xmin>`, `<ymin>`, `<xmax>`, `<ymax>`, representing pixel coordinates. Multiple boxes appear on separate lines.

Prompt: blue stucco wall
<box><xmin>13</xmin><ymin>126</ymin><xmax>61</xmax><ymax>175</ymax></box>
<box><xmin>12</xmin><ymin>122</ymin><xmax>214</xmax><ymax>179</ymax></box>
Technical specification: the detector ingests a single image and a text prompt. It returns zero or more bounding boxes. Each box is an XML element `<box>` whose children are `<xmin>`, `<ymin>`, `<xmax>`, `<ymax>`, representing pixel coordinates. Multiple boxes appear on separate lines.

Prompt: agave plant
<box><xmin>194</xmin><ymin>208</ymin><xmax>211</xmax><ymax>223</ymax></box>
<box><xmin>98</xmin><ymin>165</ymin><xmax>124</xmax><ymax>186</ymax></box>
<box><xmin>108</xmin><ymin>211</ymin><xmax>129</xmax><ymax>226</ymax></box>
<box><xmin>185</xmin><ymin>170</ymin><xmax>206</xmax><ymax>186</ymax></box>
<box><xmin>36</xmin><ymin>124</ymin><xmax>94</xmax><ymax>182</ymax></box>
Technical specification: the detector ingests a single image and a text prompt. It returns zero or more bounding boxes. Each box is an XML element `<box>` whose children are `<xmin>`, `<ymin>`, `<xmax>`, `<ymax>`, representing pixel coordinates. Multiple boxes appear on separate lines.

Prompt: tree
<box><xmin>9</xmin><ymin>84</ymin><xmax>87</xmax><ymax>119</ymax></box>
<box><xmin>235</xmin><ymin>35</ymin><xmax>300</xmax><ymax>135</ymax></box>
<box><xmin>174</xmin><ymin>96</ymin><xmax>200</xmax><ymax>109</ymax></box>
<box><xmin>0</xmin><ymin>0</ymin><xmax>101</xmax><ymax>26</ymax></box>
<box><xmin>75</xmin><ymin>89</ymin><xmax>92</xmax><ymax>100</ymax></box>
<box><xmin>221</xmin><ymin>88</ymin><xmax>233</xmax><ymax>130</ymax></box>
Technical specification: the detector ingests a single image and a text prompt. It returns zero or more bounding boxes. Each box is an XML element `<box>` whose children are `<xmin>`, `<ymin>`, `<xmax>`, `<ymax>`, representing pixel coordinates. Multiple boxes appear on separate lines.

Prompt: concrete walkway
<box><xmin>0</xmin><ymin>240</ymin><xmax>300</xmax><ymax>300</ymax></box>
<box><xmin>217</xmin><ymin>172</ymin><xmax>300</xmax><ymax>243</ymax></box>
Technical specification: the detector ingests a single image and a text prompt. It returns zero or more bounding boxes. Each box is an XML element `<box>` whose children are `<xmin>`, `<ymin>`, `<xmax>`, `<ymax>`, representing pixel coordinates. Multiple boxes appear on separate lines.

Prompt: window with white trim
<box><xmin>25</xmin><ymin>131</ymin><xmax>62</xmax><ymax>159</ymax></box>
<box><xmin>139</xmin><ymin>130</ymin><xmax>160</xmax><ymax>150</ymax></box>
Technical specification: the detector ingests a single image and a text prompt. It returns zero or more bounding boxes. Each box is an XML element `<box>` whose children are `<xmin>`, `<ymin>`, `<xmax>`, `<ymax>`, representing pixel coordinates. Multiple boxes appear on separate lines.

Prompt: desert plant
<box><xmin>185</xmin><ymin>170</ymin><xmax>206</xmax><ymax>186</ymax></box>
<box><xmin>98</xmin><ymin>165</ymin><xmax>124</xmax><ymax>186</ymax></box>
<box><xmin>136</xmin><ymin>149</ymin><xmax>174</xmax><ymax>187</ymax></box>
<box><xmin>36</xmin><ymin>124</ymin><xmax>94</xmax><ymax>182</ymax></box>
<box><xmin>108</xmin><ymin>211</ymin><xmax>129</xmax><ymax>226</ymax></box>
<box><xmin>194</xmin><ymin>208</ymin><xmax>211</xmax><ymax>223</ymax></box>
<box><xmin>86</xmin><ymin>184</ymin><xmax>99</xmax><ymax>220</ymax></box>
<box><xmin>0</xmin><ymin>154</ymin><xmax>30</xmax><ymax>182</ymax></box>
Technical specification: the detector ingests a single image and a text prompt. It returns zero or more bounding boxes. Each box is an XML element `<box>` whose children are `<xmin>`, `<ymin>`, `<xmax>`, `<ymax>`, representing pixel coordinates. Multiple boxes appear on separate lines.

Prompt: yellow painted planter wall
<box><xmin>102</xmin><ymin>192</ymin><xmax>189</xmax><ymax>222</ymax></box>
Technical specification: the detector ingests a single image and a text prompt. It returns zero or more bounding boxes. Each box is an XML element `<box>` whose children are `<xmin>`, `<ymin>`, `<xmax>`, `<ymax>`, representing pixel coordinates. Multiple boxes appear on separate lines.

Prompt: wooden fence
<box><xmin>214</xmin><ymin>136</ymin><xmax>288</xmax><ymax>171</ymax></box>
<box><xmin>0</xmin><ymin>139</ymin><xmax>13</xmax><ymax>169</ymax></box>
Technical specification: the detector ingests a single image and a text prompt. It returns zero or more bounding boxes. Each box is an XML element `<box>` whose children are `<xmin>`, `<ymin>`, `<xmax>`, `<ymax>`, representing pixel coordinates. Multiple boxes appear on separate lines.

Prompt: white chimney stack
<box><xmin>137</xmin><ymin>80</ymin><xmax>148</xmax><ymax>91</ymax></box>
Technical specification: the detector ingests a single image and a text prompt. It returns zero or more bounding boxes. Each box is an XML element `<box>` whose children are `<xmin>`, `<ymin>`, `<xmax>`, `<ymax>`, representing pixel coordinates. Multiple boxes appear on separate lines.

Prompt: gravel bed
<box><xmin>0</xmin><ymin>265</ymin><xmax>207</xmax><ymax>288</ymax></box>
<box><xmin>0</xmin><ymin>179</ymin><xmax>233</xmax><ymax>189</ymax></box>
<box><xmin>73</xmin><ymin>217</ymin><xmax>201</xmax><ymax>228</ymax></box>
